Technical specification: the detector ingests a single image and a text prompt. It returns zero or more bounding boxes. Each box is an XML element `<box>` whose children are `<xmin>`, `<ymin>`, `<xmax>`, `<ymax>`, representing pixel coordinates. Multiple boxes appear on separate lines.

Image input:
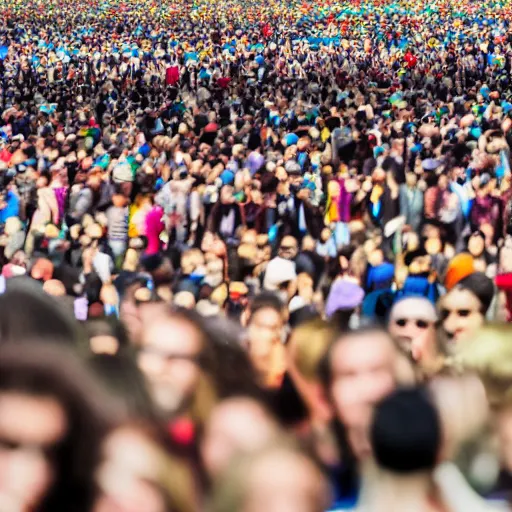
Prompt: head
<box><xmin>139</xmin><ymin>308</ymin><xmax>209</xmax><ymax>419</ymax></box>
<box><xmin>320</xmin><ymin>327</ymin><xmax>400</xmax><ymax>459</ymax></box>
<box><xmin>93</xmin><ymin>424</ymin><xmax>196</xmax><ymax>512</ymax></box>
<box><xmin>201</xmin><ymin>396</ymin><xmax>280</xmax><ymax>479</ymax></box>
<box><xmin>405</xmin><ymin>172</ymin><xmax>418</xmax><ymax>188</ymax></box>
<box><xmin>245</xmin><ymin>294</ymin><xmax>286</xmax><ymax>386</ymax></box>
<box><xmin>0</xmin><ymin>279</ymin><xmax>79</xmax><ymax>345</ymax></box>
<box><xmin>278</xmin><ymin>236</ymin><xmax>299</xmax><ymax>260</ymax></box>
<box><xmin>0</xmin><ymin>342</ymin><xmax>117</xmax><ymax>512</ymax></box>
<box><xmin>467</xmin><ymin>231</ymin><xmax>486</xmax><ymax>259</ymax></box>
<box><xmin>212</xmin><ymin>440</ymin><xmax>330</xmax><ymax>512</ymax></box>
<box><xmin>388</xmin><ymin>297</ymin><xmax>439</xmax><ymax>366</ymax></box>
<box><xmin>438</xmin><ymin>273</ymin><xmax>494</xmax><ymax>345</ymax></box>
<box><xmin>371</xmin><ymin>388</ymin><xmax>440</xmax><ymax>475</ymax></box>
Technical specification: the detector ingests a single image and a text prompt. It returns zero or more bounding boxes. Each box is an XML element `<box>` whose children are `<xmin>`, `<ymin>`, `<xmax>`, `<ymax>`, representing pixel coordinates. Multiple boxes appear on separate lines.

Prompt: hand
<box><xmin>100</xmin><ymin>283</ymin><xmax>119</xmax><ymax>306</ymax></box>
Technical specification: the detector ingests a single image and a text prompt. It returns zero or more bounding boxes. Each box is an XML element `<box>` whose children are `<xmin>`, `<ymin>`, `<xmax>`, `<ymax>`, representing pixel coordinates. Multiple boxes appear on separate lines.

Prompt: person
<box><xmin>0</xmin><ymin>277</ymin><xmax>80</xmax><ymax>345</ymax></box>
<box><xmin>211</xmin><ymin>439</ymin><xmax>331</xmax><ymax>512</ymax></box>
<box><xmin>388</xmin><ymin>296</ymin><xmax>443</xmax><ymax>375</ymax></box>
<box><xmin>360</xmin><ymin>387</ymin><xmax>500</xmax><ymax>512</ymax></box>
<box><xmin>93</xmin><ymin>423</ymin><xmax>197</xmax><ymax>512</ymax></box>
<box><xmin>200</xmin><ymin>396</ymin><xmax>280</xmax><ymax>480</ymax></box>
<box><xmin>0</xmin><ymin>342</ymin><xmax>119</xmax><ymax>512</ymax></box>
<box><xmin>358</xmin><ymin>387</ymin><xmax>442</xmax><ymax>512</ymax></box>
<box><xmin>243</xmin><ymin>293</ymin><xmax>287</xmax><ymax>389</ymax></box>
<box><xmin>438</xmin><ymin>272</ymin><xmax>495</xmax><ymax>346</ymax></box>
<box><xmin>320</xmin><ymin>327</ymin><xmax>403</xmax><ymax>462</ymax></box>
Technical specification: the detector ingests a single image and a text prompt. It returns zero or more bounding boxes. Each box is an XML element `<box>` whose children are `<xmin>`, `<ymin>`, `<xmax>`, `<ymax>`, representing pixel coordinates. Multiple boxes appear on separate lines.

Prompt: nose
<box><xmin>443</xmin><ymin>312</ymin><xmax>461</xmax><ymax>340</ymax></box>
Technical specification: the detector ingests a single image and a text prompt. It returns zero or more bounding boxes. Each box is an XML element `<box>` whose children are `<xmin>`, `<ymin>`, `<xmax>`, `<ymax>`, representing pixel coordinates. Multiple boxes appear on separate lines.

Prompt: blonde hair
<box><xmin>291</xmin><ymin>319</ymin><xmax>335</xmax><ymax>381</ymax></box>
<box><xmin>456</xmin><ymin>323</ymin><xmax>512</xmax><ymax>407</ymax></box>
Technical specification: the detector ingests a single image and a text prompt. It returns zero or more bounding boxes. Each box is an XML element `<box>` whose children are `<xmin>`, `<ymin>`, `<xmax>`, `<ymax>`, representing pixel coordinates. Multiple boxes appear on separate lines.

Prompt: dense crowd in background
<box><xmin>4</xmin><ymin>0</ymin><xmax>512</xmax><ymax>510</ymax></box>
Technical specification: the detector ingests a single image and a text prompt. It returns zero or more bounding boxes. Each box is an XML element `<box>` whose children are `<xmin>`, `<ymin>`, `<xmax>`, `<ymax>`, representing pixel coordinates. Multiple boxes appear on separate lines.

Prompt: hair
<box><xmin>88</xmin><ymin>352</ymin><xmax>157</xmax><ymax>420</ymax></box>
<box><xmin>371</xmin><ymin>387</ymin><xmax>440</xmax><ymax>474</ymax></box>
<box><xmin>0</xmin><ymin>278</ymin><xmax>81</xmax><ymax>345</ymax></box>
<box><xmin>291</xmin><ymin>319</ymin><xmax>336</xmax><ymax>381</ymax></box>
<box><xmin>248</xmin><ymin>292</ymin><xmax>285</xmax><ymax>320</ymax></box>
<box><xmin>0</xmin><ymin>342</ymin><xmax>121</xmax><ymax>512</ymax></box>
<box><xmin>456</xmin><ymin>272</ymin><xmax>495</xmax><ymax>314</ymax></box>
<box><xmin>456</xmin><ymin>323</ymin><xmax>512</xmax><ymax>407</ymax></box>
<box><xmin>85</xmin><ymin>317</ymin><xmax>130</xmax><ymax>350</ymax></box>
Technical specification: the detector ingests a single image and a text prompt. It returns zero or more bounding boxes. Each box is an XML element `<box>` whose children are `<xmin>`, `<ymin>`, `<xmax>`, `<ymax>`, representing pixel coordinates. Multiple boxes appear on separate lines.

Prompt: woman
<box><xmin>0</xmin><ymin>342</ymin><xmax>119</xmax><ymax>512</ymax></box>
<box><xmin>92</xmin><ymin>423</ymin><xmax>197</xmax><ymax>512</ymax></box>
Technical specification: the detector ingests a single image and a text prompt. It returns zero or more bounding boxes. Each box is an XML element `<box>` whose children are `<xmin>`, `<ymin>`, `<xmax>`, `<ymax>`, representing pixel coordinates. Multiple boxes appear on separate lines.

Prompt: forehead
<box><xmin>251</xmin><ymin>307</ymin><xmax>283</xmax><ymax>326</ymax></box>
<box><xmin>331</xmin><ymin>333</ymin><xmax>394</xmax><ymax>372</ymax></box>
<box><xmin>281</xmin><ymin>236</ymin><xmax>297</xmax><ymax>247</ymax></box>
<box><xmin>439</xmin><ymin>288</ymin><xmax>481</xmax><ymax>312</ymax></box>
<box><xmin>143</xmin><ymin>316</ymin><xmax>202</xmax><ymax>351</ymax></box>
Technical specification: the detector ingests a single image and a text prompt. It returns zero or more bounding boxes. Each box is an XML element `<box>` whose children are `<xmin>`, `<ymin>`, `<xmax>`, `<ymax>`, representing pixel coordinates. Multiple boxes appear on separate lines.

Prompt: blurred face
<box><xmin>468</xmin><ymin>234</ymin><xmax>485</xmax><ymax>258</ymax></box>
<box><xmin>247</xmin><ymin>308</ymin><xmax>284</xmax><ymax>377</ymax></box>
<box><xmin>406</xmin><ymin>173</ymin><xmax>418</xmax><ymax>188</ymax></box>
<box><xmin>329</xmin><ymin>332</ymin><xmax>396</xmax><ymax>458</ymax></box>
<box><xmin>139</xmin><ymin>316</ymin><xmax>203</xmax><ymax>416</ymax></box>
<box><xmin>439</xmin><ymin>289</ymin><xmax>484</xmax><ymax>344</ymax></box>
<box><xmin>243</xmin><ymin>451</ymin><xmax>328</xmax><ymax>512</ymax></box>
<box><xmin>278</xmin><ymin>236</ymin><xmax>298</xmax><ymax>260</ymax></box>
<box><xmin>388</xmin><ymin>315</ymin><xmax>437</xmax><ymax>363</ymax></box>
<box><xmin>201</xmin><ymin>399</ymin><xmax>278</xmax><ymax>478</ymax></box>
<box><xmin>93</xmin><ymin>428</ymin><xmax>166</xmax><ymax>512</ymax></box>
<box><xmin>0</xmin><ymin>393</ymin><xmax>67</xmax><ymax>511</ymax></box>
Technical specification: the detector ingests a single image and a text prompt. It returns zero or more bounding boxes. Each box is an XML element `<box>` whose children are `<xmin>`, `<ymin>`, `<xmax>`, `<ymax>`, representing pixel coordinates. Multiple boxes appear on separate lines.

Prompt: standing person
<box><xmin>319</xmin><ymin>327</ymin><xmax>412</xmax><ymax>506</ymax></box>
<box><xmin>106</xmin><ymin>188</ymin><xmax>129</xmax><ymax>264</ymax></box>
<box><xmin>399</xmin><ymin>173</ymin><xmax>424</xmax><ymax>233</ymax></box>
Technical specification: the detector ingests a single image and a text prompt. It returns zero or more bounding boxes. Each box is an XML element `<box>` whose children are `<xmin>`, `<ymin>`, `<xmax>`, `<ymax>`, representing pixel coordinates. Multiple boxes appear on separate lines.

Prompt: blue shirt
<box><xmin>0</xmin><ymin>191</ymin><xmax>20</xmax><ymax>224</ymax></box>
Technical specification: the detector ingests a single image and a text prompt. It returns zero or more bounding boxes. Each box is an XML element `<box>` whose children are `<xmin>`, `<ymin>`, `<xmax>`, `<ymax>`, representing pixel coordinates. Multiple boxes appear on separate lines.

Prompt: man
<box><xmin>399</xmin><ymin>173</ymin><xmax>424</xmax><ymax>233</ymax></box>
<box><xmin>139</xmin><ymin>308</ymin><xmax>208</xmax><ymax>420</ymax></box>
<box><xmin>320</xmin><ymin>327</ymin><xmax>401</xmax><ymax>462</ymax></box>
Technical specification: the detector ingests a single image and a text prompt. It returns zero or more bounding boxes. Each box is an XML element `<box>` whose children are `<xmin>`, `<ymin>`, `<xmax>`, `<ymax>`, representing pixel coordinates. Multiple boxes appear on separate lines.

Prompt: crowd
<box><xmin>3</xmin><ymin>0</ymin><xmax>512</xmax><ymax>510</ymax></box>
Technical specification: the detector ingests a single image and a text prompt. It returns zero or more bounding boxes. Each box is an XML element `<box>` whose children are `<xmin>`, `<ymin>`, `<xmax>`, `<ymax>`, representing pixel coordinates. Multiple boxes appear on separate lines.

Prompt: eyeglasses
<box><xmin>394</xmin><ymin>318</ymin><xmax>432</xmax><ymax>329</ymax></box>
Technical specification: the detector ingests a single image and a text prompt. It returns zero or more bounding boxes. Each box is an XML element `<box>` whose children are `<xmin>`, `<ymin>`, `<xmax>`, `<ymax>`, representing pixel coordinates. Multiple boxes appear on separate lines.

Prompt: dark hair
<box><xmin>0</xmin><ymin>278</ymin><xmax>81</xmax><ymax>345</ymax></box>
<box><xmin>0</xmin><ymin>342</ymin><xmax>120</xmax><ymax>512</ymax></box>
<box><xmin>248</xmin><ymin>292</ymin><xmax>284</xmax><ymax>320</ymax></box>
<box><xmin>85</xmin><ymin>317</ymin><xmax>130</xmax><ymax>350</ymax></box>
<box><xmin>457</xmin><ymin>272</ymin><xmax>495</xmax><ymax>314</ymax></box>
<box><xmin>88</xmin><ymin>352</ymin><xmax>156</xmax><ymax>421</ymax></box>
<box><xmin>371</xmin><ymin>387</ymin><xmax>440</xmax><ymax>473</ymax></box>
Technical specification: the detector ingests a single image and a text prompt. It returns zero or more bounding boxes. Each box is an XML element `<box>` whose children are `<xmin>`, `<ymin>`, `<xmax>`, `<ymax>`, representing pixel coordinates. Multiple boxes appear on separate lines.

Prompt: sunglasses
<box><xmin>394</xmin><ymin>318</ymin><xmax>432</xmax><ymax>329</ymax></box>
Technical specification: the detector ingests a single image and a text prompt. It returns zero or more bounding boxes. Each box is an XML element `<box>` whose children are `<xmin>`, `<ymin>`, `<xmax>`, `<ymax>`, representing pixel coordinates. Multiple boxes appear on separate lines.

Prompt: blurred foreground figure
<box><xmin>211</xmin><ymin>440</ymin><xmax>331</xmax><ymax>512</ymax></box>
<box><xmin>358</xmin><ymin>387</ymin><xmax>501</xmax><ymax>512</ymax></box>
<box><xmin>201</xmin><ymin>395</ymin><xmax>280</xmax><ymax>480</ymax></box>
<box><xmin>93</xmin><ymin>424</ymin><xmax>197</xmax><ymax>512</ymax></box>
<box><xmin>0</xmin><ymin>342</ymin><xmax>118</xmax><ymax>512</ymax></box>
